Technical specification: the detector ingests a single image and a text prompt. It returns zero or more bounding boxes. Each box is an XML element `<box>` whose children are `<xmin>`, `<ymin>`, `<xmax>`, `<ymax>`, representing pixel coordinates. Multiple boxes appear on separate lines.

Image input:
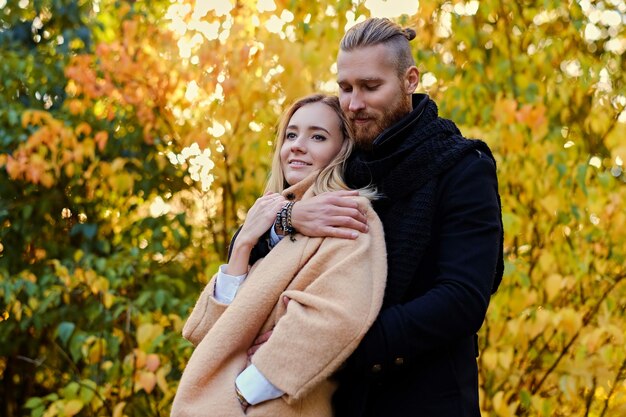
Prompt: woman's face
<box><xmin>280</xmin><ymin>102</ymin><xmax>345</xmax><ymax>186</ymax></box>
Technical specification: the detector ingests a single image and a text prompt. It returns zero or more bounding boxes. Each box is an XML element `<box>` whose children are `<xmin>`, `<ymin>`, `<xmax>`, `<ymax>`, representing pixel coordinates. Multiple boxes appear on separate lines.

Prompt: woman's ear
<box><xmin>404</xmin><ymin>66</ymin><xmax>420</xmax><ymax>94</ymax></box>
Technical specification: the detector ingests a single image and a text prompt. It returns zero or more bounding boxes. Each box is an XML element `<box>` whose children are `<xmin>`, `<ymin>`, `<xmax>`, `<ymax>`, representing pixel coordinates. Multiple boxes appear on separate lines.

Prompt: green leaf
<box><xmin>57</xmin><ymin>321</ymin><xmax>75</xmax><ymax>346</ymax></box>
<box><xmin>24</xmin><ymin>397</ymin><xmax>43</xmax><ymax>409</ymax></box>
<box><xmin>70</xmin><ymin>223</ymin><xmax>98</xmax><ymax>239</ymax></box>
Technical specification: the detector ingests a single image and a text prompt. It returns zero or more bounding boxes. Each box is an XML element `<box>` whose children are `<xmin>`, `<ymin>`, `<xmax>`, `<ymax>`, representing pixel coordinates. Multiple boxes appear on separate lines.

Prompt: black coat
<box><xmin>333</xmin><ymin>95</ymin><xmax>503</xmax><ymax>417</ymax></box>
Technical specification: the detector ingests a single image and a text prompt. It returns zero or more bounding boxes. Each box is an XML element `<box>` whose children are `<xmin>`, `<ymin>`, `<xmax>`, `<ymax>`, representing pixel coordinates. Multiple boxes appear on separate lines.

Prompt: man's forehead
<box><xmin>337</xmin><ymin>46</ymin><xmax>396</xmax><ymax>80</ymax></box>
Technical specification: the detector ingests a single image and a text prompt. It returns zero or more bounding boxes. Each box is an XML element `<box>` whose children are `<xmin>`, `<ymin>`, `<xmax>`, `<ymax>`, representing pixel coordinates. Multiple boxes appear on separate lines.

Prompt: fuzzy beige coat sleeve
<box><xmin>251</xmin><ymin>200</ymin><xmax>386</xmax><ymax>401</ymax></box>
<box><xmin>181</xmin><ymin>275</ymin><xmax>228</xmax><ymax>347</ymax></box>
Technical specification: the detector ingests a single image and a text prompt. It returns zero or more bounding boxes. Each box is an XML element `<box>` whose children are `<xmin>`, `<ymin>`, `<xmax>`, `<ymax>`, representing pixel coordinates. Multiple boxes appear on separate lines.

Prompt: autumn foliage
<box><xmin>1</xmin><ymin>1</ymin><xmax>625</xmax><ymax>416</ymax></box>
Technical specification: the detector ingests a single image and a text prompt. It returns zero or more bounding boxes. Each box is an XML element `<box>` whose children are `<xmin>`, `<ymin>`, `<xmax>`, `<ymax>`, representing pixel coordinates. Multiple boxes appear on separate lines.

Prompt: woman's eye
<box><xmin>312</xmin><ymin>134</ymin><xmax>326</xmax><ymax>141</ymax></box>
<box><xmin>285</xmin><ymin>132</ymin><xmax>297</xmax><ymax>140</ymax></box>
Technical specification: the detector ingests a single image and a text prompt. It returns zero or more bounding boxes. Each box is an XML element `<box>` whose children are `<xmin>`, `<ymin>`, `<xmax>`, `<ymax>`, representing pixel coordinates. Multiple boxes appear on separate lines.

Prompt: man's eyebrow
<box><xmin>338</xmin><ymin>77</ymin><xmax>383</xmax><ymax>84</ymax></box>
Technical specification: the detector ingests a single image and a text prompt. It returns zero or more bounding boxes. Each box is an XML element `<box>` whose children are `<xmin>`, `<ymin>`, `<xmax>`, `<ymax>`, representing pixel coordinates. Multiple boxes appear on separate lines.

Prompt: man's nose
<box><xmin>348</xmin><ymin>91</ymin><xmax>365</xmax><ymax>112</ymax></box>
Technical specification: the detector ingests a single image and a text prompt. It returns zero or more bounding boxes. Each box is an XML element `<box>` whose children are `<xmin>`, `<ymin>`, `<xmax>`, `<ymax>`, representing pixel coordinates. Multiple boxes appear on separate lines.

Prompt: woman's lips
<box><xmin>288</xmin><ymin>160</ymin><xmax>311</xmax><ymax>167</ymax></box>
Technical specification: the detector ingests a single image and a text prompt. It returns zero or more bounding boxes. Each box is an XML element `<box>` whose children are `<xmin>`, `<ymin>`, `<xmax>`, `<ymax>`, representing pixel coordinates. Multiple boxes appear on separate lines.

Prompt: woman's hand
<box><xmin>226</xmin><ymin>192</ymin><xmax>286</xmax><ymax>276</ymax></box>
<box><xmin>237</xmin><ymin>192</ymin><xmax>287</xmax><ymax>247</ymax></box>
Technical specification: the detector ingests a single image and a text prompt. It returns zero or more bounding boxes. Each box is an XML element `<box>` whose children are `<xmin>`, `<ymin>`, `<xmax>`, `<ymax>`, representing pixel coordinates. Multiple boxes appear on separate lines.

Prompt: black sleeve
<box><xmin>346</xmin><ymin>152</ymin><xmax>502</xmax><ymax>375</ymax></box>
<box><xmin>227</xmin><ymin>227</ymin><xmax>272</xmax><ymax>264</ymax></box>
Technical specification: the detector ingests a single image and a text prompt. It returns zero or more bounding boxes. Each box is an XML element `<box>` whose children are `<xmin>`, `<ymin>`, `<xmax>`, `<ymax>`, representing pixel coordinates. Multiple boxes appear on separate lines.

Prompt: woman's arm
<box><xmin>226</xmin><ymin>192</ymin><xmax>287</xmax><ymax>275</ymax></box>
<box><xmin>250</xmin><ymin>202</ymin><xmax>387</xmax><ymax>402</ymax></box>
<box><xmin>182</xmin><ymin>193</ymin><xmax>287</xmax><ymax>346</ymax></box>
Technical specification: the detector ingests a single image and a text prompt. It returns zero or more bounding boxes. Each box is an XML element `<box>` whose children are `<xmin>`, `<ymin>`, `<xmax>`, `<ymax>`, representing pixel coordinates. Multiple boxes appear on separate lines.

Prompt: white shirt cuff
<box><xmin>236</xmin><ymin>364</ymin><xmax>284</xmax><ymax>405</ymax></box>
<box><xmin>213</xmin><ymin>265</ymin><xmax>247</xmax><ymax>304</ymax></box>
<box><xmin>269</xmin><ymin>226</ymin><xmax>285</xmax><ymax>248</ymax></box>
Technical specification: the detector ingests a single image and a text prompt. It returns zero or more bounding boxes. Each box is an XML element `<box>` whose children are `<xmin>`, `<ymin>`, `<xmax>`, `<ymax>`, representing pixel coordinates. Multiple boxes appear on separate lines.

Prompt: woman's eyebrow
<box><xmin>287</xmin><ymin>125</ymin><xmax>330</xmax><ymax>134</ymax></box>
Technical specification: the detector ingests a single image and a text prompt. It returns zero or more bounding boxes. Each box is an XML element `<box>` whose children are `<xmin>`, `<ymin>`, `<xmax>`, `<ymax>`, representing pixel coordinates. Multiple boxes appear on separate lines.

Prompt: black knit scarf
<box><xmin>346</xmin><ymin>95</ymin><xmax>504</xmax><ymax>306</ymax></box>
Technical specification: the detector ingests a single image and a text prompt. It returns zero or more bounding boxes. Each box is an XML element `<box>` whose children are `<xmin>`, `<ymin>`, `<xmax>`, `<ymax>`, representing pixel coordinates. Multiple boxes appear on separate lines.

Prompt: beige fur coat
<box><xmin>171</xmin><ymin>177</ymin><xmax>387</xmax><ymax>417</ymax></box>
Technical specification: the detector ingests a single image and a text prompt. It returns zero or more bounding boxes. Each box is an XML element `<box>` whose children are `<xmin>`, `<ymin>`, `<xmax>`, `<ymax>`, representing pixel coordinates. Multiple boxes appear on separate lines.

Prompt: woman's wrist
<box><xmin>225</xmin><ymin>241</ymin><xmax>254</xmax><ymax>276</ymax></box>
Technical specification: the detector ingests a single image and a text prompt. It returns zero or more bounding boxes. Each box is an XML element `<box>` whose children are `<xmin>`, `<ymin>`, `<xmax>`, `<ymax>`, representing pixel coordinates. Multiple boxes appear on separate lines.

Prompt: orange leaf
<box><xmin>95</xmin><ymin>131</ymin><xmax>109</xmax><ymax>152</ymax></box>
<box><xmin>75</xmin><ymin>122</ymin><xmax>92</xmax><ymax>137</ymax></box>
<box><xmin>145</xmin><ymin>354</ymin><xmax>160</xmax><ymax>372</ymax></box>
<box><xmin>138</xmin><ymin>371</ymin><xmax>157</xmax><ymax>394</ymax></box>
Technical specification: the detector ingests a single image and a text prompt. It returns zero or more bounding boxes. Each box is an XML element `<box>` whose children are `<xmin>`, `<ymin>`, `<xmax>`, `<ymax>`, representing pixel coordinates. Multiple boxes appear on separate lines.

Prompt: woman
<box><xmin>171</xmin><ymin>94</ymin><xmax>386</xmax><ymax>417</ymax></box>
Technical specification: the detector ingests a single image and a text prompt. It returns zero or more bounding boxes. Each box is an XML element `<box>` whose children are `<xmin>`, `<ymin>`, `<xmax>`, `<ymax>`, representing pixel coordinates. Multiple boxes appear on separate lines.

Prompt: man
<box><xmin>285</xmin><ymin>18</ymin><xmax>504</xmax><ymax>416</ymax></box>
<box><xmin>233</xmin><ymin>17</ymin><xmax>503</xmax><ymax>417</ymax></box>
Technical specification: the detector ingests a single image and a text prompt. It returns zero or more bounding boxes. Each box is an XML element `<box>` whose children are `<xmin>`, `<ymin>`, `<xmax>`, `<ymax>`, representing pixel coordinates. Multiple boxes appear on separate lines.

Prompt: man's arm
<box><xmin>246</xmin><ymin>190</ymin><xmax>370</xmax><ymax>266</ymax></box>
<box><xmin>346</xmin><ymin>154</ymin><xmax>502</xmax><ymax>374</ymax></box>
<box><xmin>290</xmin><ymin>190</ymin><xmax>369</xmax><ymax>239</ymax></box>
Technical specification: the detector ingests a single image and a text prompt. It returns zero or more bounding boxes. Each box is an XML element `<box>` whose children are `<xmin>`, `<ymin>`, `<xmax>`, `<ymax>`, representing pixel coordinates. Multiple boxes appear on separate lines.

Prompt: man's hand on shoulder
<box><xmin>291</xmin><ymin>190</ymin><xmax>369</xmax><ymax>239</ymax></box>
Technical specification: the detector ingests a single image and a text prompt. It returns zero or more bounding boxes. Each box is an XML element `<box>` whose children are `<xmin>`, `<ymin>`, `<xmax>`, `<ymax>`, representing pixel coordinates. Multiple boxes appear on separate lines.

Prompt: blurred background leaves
<box><xmin>1</xmin><ymin>0</ymin><xmax>625</xmax><ymax>416</ymax></box>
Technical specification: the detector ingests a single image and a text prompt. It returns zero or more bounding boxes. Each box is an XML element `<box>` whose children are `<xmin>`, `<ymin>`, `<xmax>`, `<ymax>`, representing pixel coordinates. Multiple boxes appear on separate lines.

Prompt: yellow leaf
<box><xmin>481</xmin><ymin>348</ymin><xmax>498</xmax><ymax>370</ymax></box>
<box><xmin>494</xmin><ymin>98</ymin><xmax>517</xmax><ymax>124</ymax></box>
<box><xmin>103</xmin><ymin>292</ymin><xmax>114</xmax><ymax>309</ymax></box>
<box><xmin>584</xmin><ymin>328</ymin><xmax>603</xmax><ymax>354</ymax></box>
<box><xmin>90</xmin><ymin>277</ymin><xmax>110</xmax><ymax>295</ymax></box>
<box><xmin>545</xmin><ymin>274</ymin><xmax>562</xmax><ymax>302</ymax></box>
<box><xmin>540</xmin><ymin>194</ymin><xmax>560</xmax><ymax>215</ymax></box>
<box><xmin>498</xmin><ymin>347</ymin><xmax>513</xmax><ymax>370</ymax></box>
<box><xmin>554</xmin><ymin>308</ymin><xmax>582</xmax><ymax>337</ymax></box>
<box><xmin>538</xmin><ymin>251</ymin><xmax>556</xmax><ymax>274</ymax></box>
<box><xmin>156</xmin><ymin>364</ymin><xmax>171</xmax><ymax>394</ymax></box>
<box><xmin>63</xmin><ymin>399</ymin><xmax>83</xmax><ymax>417</ymax></box>
<box><xmin>526</xmin><ymin>308</ymin><xmax>551</xmax><ymax>339</ymax></box>
<box><xmin>136</xmin><ymin>323</ymin><xmax>163</xmax><ymax>349</ymax></box>
<box><xmin>113</xmin><ymin>402</ymin><xmax>127</xmax><ymax>417</ymax></box>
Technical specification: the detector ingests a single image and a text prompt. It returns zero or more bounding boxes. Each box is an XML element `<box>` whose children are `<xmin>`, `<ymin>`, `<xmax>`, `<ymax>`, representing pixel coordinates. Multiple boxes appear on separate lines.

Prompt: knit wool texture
<box><xmin>346</xmin><ymin>95</ymin><xmax>504</xmax><ymax>306</ymax></box>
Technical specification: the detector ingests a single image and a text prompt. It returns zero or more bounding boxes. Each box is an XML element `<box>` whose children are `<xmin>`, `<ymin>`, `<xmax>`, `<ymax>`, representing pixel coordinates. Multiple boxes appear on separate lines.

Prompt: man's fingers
<box><xmin>327</xmin><ymin>190</ymin><xmax>360</xmax><ymax>197</ymax></box>
<box><xmin>320</xmin><ymin>226</ymin><xmax>360</xmax><ymax>240</ymax></box>
<box><xmin>325</xmin><ymin>195</ymin><xmax>360</xmax><ymax>209</ymax></box>
<box><xmin>333</xmin><ymin>207</ymin><xmax>368</xmax><ymax>226</ymax></box>
<box><xmin>340</xmin><ymin>216</ymin><xmax>369</xmax><ymax>233</ymax></box>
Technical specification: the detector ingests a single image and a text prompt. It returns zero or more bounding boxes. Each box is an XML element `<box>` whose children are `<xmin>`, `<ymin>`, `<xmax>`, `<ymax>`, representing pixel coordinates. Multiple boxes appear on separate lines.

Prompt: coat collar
<box><xmin>281</xmin><ymin>171</ymin><xmax>319</xmax><ymax>201</ymax></box>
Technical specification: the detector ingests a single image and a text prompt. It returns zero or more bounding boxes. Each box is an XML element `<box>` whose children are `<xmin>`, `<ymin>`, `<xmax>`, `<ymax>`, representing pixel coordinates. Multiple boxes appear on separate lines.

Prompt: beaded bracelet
<box><xmin>275</xmin><ymin>201</ymin><xmax>296</xmax><ymax>241</ymax></box>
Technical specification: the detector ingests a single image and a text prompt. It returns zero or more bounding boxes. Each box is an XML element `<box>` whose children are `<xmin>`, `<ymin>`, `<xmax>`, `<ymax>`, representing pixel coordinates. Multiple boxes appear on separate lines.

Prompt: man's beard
<box><xmin>350</xmin><ymin>95</ymin><xmax>412</xmax><ymax>150</ymax></box>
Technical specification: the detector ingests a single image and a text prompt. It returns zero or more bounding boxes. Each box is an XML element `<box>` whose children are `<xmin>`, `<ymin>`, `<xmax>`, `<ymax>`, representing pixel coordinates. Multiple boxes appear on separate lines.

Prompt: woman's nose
<box><xmin>290</xmin><ymin>137</ymin><xmax>306</xmax><ymax>153</ymax></box>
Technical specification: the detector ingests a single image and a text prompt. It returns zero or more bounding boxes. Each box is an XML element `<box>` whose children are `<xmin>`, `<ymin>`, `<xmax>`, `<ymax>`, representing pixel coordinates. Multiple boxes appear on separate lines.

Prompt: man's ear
<box><xmin>404</xmin><ymin>66</ymin><xmax>420</xmax><ymax>94</ymax></box>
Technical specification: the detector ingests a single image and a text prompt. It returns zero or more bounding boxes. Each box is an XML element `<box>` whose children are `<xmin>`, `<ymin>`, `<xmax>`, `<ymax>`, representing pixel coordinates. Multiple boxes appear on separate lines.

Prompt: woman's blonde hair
<box><xmin>265</xmin><ymin>94</ymin><xmax>376</xmax><ymax>199</ymax></box>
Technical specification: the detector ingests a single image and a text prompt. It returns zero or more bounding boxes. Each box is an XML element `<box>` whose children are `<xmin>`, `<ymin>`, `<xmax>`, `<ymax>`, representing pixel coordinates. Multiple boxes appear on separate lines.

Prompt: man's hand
<box><xmin>291</xmin><ymin>190</ymin><xmax>368</xmax><ymax>239</ymax></box>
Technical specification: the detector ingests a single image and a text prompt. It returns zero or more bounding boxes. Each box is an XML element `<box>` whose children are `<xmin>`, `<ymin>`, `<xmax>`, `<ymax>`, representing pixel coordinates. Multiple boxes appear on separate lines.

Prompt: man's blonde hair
<box><xmin>265</xmin><ymin>94</ymin><xmax>376</xmax><ymax>199</ymax></box>
<box><xmin>340</xmin><ymin>18</ymin><xmax>416</xmax><ymax>76</ymax></box>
